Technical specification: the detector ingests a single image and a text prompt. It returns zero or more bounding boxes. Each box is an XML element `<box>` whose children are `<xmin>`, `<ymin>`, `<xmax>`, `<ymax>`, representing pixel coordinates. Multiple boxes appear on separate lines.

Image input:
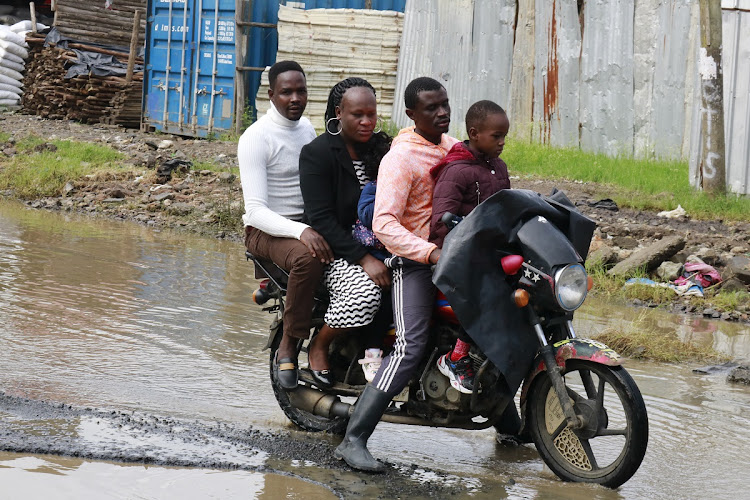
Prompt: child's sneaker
<box><xmin>437</xmin><ymin>352</ymin><xmax>475</xmax><ymax>394</ymax></box>
<box><xmin>358</xmin><ymin>348</ymin><xmax>383</xmax><ymax>383</ymax></box>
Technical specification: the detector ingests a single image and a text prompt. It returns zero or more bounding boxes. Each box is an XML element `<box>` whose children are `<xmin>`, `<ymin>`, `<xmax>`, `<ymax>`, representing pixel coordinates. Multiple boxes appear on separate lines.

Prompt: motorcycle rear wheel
<box><xmin>527</xmin><ymin>360</ymin><xmax>648</xmax><ymax>488</ymax></box>
<box><xmin>269</xmin><ymin>333</ymin><xmax>348</xmax><ymax>435</ymax></box>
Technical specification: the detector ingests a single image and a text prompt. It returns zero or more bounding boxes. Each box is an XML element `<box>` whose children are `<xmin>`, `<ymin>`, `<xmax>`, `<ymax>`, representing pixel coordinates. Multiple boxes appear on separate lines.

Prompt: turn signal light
<box><xmin>587</xmin><ymin>276</ymin><xmax>594</xmax><ymax>291</ymax></box>
<box><xmin>253</xmin><ymin>280</ymin><xmax>271</xmax><ymax>305</ymax></box>
<box><xmin>501</xmin><ymin>254</ymin><xmax>524</xmax><ymax>275</ymax></box>
<box><xmin>513</xmin><ymin>289</ymin><xmax>529</xmax><ymax>308</ymax></box>
<box><xmin>252</xmin><ymin>288</ymin><xmax>270</xmax><ymax>305</ymax></box>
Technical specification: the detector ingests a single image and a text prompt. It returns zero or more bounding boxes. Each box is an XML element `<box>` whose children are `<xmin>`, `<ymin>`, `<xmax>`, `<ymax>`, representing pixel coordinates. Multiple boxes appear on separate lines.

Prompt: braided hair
<box><xmin>325</xmin><ymin>77</ymin><xmax>391</xmax><ymax>180</ymax></box>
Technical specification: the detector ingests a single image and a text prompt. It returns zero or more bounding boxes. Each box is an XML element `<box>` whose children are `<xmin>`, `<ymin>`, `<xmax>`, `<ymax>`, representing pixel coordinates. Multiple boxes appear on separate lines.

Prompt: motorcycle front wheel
<box><xmin>526</xmin><ymin>360</ymin><xmax>648</xmax><ymax>488</ymax></box>
<box><xmin>269</xmin><ymin>332</ymin><xmax>348</xmax><ymax>435</ymax></box>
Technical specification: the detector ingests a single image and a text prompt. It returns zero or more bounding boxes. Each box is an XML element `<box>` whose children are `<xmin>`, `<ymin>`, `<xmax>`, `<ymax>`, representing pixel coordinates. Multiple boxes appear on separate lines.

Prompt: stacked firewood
<box><xmin>21</xmin><ymin>33</ymin><xmax>143</xmax><ymax>127</ymax></box>
<box><xmin>54</xmin><ymin>0</ymin><xmax>146</xmax><ymax>48</ymax></box>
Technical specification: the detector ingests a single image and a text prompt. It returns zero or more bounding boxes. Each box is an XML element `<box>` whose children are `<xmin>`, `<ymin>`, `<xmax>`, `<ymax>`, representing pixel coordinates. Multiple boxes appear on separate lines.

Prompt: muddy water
<box><xmin>0</xmin><ymin>199</ymin><xmax>749</xmax><ymax>499</ymax></box>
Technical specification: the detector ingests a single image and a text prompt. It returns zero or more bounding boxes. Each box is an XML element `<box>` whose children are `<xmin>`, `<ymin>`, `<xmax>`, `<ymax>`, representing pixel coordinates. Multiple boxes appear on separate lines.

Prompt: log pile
<box><xmin>54</xmin><ymin>0</ymin><xmax>147</xmax><ymax>49</ymax></box>
<box><xmin>21</xmin><ymin>33</ymin><xmax>143</xmax><ymax>128</ymax></box>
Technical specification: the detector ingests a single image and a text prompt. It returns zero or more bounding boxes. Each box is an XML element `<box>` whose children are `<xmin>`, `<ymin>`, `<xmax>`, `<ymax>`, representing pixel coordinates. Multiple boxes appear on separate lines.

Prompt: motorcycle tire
<box><xmin>269</xmin><ymin>333</ymin><xmax>348</xmax><ymax>435</ymax></box>
<box><xmin>526</xmin><ymin>360</ymin><xmax>648</xmax><ymax>488</ymax></box>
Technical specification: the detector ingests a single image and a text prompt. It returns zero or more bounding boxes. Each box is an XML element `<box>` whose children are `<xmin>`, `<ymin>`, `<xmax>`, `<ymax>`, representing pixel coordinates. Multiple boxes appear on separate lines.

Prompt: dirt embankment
<box><xmin>1</xmin><ymin>113</ymin><xmax>749</xmax><ymax>323</ymax></box>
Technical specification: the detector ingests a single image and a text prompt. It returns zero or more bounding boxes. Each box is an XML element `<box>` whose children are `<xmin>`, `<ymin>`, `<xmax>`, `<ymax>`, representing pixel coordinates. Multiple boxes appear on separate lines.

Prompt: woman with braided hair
<box><xmin>299</xmin><ymin>77</ymin><xmax>393</xmax><ymax>388</ymax></box>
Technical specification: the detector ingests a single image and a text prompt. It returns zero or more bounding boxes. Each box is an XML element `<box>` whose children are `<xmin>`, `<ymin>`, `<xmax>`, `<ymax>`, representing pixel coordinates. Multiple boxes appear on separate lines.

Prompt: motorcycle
<box><xmin>247</xmin><ymin>189</ymin><xmax>648</xmax><ymax>488</ymax></box>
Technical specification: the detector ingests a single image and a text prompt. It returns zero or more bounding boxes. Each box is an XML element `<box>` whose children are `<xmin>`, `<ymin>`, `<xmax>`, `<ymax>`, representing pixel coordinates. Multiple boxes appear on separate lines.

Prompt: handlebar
<box><xmin>441</xmin><ymin>212</ymin><xmax>463</xmax><ymax>231</ymax></box>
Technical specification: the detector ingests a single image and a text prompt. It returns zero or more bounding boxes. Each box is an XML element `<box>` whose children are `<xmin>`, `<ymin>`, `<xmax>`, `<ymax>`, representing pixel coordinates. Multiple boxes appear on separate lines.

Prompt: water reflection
<box><xmin>0</xmin><ymin>200</ymin><xmax>749</xmax><ymax>499</ymax></box>
<box><xmin>576</xmin><ymin>296</ymin><xmax>750</xmax><ymax>360</ymax></box>
<box><xmin>0</xmin><ymin>452</ymin><xmax>337</xmax><ymax>500</ymax></box>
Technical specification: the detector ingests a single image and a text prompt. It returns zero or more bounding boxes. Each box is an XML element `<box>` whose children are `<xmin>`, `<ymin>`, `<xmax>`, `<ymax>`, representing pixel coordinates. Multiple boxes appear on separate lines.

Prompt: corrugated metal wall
<box><xmin>716</xmin><ymin>1</ymin><xmax>749</xmax><ymax>195</ymax></box>
<box><xmin>392</xmin><ymin>0</ymin><xmax>749</xmax><ymax>195</ymax></box>
<box><xmin>392</xmin><ymin>0</ymin><xmax>516</xmax><ymax>142</ymax></box>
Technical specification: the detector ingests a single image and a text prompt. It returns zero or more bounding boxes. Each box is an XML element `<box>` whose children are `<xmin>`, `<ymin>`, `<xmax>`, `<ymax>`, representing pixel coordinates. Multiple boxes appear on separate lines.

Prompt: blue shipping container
<box><xmin>144</xmin><ymin>0</ymin><xmax>405</xmax><ymax>137</ymax></box>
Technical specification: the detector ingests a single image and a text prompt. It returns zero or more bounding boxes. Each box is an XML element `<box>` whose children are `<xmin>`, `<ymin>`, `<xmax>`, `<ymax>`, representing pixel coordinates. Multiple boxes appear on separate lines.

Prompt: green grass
<box><xmin>0</xmin><ymin>137</ymin><xmax>125</xmax><ymax>198</ymax></box>
<box><xmin>191</xmin><ymin>160</ymin><xmax>239</xmax><ymax>176</ymax></box>
<box><xmin>591</xmin><ymin>310</ymin><xmax>728</xmax><ymax>362</ymax></box>
<box><xmin>504</xmin><ymin>140</ymin><xmax>750</xmax><ymax>220</ymax></box>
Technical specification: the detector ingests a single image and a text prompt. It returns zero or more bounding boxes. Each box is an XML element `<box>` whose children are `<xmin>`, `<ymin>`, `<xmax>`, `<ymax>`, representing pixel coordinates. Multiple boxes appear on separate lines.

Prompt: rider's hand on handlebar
<box><xmin>428</xmin><ymin>248</ymin><xmax>441</xmax><ymax>265</ymax></box>
<box><xmin>359</xmin><ymin>253</ymin><xmax>391</xmax><ymax>288</ymax></box>
<box><xmin>300</xmin><ymin>228</ymin><xmax>334</xmax><ymax>263</ymax></box>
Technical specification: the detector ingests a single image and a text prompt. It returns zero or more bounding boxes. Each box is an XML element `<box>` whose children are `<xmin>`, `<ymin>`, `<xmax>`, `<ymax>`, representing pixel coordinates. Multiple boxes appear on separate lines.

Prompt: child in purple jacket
<box><xmin>429</xmin><ymin>100</ymin><xmax>511</xmax><ymax>394</ymax></box>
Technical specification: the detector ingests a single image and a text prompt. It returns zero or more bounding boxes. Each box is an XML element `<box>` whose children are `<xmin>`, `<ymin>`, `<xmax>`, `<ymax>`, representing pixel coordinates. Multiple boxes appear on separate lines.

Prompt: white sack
<box><xmin>0</xmin><ymin>57</ymin><xmax>24</xmax><ymax>73</ymax></box>
<box><xmin>0</xmin><ymin>82</ymin><xmax>21</xmax><ymax>95</ymax></box>
<box><xmin>0</xmin><ymin>98</ymin><xmax>20</xmax><ymax>106</ymax></box>
<box><xmin>0</xmin><ymin>39</ymin><xmax>28</xmax><ymax>59</ymax></box>
<box><xmin>0</xmin><ymin>89</ymin><xmax>20</xmax><ymax>100</ymax></box>
<box><xmin>0</xmin><ymin>47</ymin><xmax>23</xmax><ymax>64</ymax></box>
<box><xmin>0</xmin><ymin>73</ymin><xmax>22</xmax><ymax>88</ymax></box>
<box><xmin>0</xmin><ymin>27</ymin><xmax>28</xmax><ymax>48</ymax></box>
<box><xmin>9</xmin><ymin>21</ymin><xmax>48</xmax><ymax>33</ymax></box>
<box><xmin>0</xmin><ymin>65</ymin><xmax>22</xmax><ymax>81</ymax></box>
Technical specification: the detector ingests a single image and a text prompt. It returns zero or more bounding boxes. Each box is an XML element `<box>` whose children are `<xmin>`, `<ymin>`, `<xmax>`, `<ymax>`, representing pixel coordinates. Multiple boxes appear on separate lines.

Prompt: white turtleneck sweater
<box><xmin>238</xmin><ymin>104</ymin><xmax>317</xmax><ymax>239</ymax></box>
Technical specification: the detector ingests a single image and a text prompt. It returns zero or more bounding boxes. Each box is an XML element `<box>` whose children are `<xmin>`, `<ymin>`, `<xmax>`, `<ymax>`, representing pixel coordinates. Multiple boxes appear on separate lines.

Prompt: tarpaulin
<box><xmin>433</xmin><ymin>189</ymin><xmax>596</xmax><ymax>394</ymax></box>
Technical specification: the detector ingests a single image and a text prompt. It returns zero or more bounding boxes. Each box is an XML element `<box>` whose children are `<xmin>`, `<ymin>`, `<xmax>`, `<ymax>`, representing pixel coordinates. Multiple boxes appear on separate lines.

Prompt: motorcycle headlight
<box><xmin>554</xmin><ymin>264</ymin><xmax>588</xmax><ymax>311</ymax></box>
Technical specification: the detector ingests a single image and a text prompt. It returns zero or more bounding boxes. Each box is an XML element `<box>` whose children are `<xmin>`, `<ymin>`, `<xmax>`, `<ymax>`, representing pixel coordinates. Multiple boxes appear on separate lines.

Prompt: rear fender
<box><xmin>519</xmin><ymin>338</ymin><xmax>622</xmax><ymax>406</ymax></box>
<box><xmin>263</xmin><ymin>317</ymin><xmax>283</xmax><ymax>350</ymax></box>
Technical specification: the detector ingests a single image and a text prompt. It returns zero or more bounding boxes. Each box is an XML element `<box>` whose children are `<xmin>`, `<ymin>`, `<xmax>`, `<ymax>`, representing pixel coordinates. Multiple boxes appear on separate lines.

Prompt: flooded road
<box><xmin>0</xmin><ymin>199</ymin><xmax>749</xmax><ymax>499</ymax></box>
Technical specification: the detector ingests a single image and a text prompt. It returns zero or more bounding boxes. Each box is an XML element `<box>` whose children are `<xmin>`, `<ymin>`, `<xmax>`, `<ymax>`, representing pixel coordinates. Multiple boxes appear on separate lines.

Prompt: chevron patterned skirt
<box><xmin>322</xmin><ymin>258</ymin><xmax>382</xmax><ymax>329</ymax></box>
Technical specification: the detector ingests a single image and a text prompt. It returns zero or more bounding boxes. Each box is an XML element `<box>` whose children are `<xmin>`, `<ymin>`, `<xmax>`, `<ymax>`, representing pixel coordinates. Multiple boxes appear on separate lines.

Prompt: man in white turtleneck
<box><xmin>238</xmin><ymin>60</ymin><xmax>333</xmax><ymax>390</ymax></box>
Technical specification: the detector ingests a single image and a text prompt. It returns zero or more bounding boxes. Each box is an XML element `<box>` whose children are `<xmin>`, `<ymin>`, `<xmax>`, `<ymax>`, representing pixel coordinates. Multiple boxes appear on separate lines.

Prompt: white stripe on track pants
<box><xmin>372</xmin><ymin>257</ymin><xmax>435</xmax><ymax>398</ymax></box>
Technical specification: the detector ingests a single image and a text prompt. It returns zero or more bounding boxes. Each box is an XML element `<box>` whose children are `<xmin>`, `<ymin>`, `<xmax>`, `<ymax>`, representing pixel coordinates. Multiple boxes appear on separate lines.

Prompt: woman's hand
<box><xmin>300</xmin><ymin>228</ymin><xmax>334</xmax><ymax>263</ymax></box>
<box><xmin>359</xmin><ymin>253</ymin><xmax>391</xmax><ymax>288</ymax></box>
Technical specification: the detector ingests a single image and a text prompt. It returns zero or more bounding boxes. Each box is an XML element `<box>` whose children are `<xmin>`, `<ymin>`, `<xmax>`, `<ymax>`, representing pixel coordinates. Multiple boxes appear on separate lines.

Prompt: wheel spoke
<box><xmin>580</xmin><ymin>369</ymin><xmax>598</xmax><ymax>399</ymax></box>
<box><xmin>578</xmin><ymin>438</ymin><xmax>600</xmax><ymax>470</ymax></box>
<box><xmin>551</xmin><ymin>418</ymin><xmax>568</xmax><ymax>440</ymax></box>
<box><xmin>566</xmin><ymin>385</ymin><xmax>586</xmax><ymax>404</ymax></box>
<box><xmin>597</xmin><ymin>428</ymin><xmax>627</xmax><ymax>436</ymax></box>
<box><xmin>596</xmin><ymin>375</ymin><xmax>606</xmax><ymax>414</ymax></box>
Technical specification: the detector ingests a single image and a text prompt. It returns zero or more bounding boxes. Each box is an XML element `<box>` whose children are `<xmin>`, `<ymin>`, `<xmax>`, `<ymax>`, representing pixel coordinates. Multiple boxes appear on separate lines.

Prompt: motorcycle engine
<box><xmin>423</xmin><ymin>364</ymin><xmax>463</xmax><ymax>410</ymax></box>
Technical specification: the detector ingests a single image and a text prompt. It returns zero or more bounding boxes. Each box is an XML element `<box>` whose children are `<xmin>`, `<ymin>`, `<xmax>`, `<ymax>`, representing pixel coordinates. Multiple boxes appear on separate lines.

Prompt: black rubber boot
<box><xmin>494</xmin><ymin>404</ymin><xmax>531</xmax><ymax>445</ymax></box>
<box><xmin>334</xmin><ymin>384</ymin><xmax>392</xmax><ymax>472</ymax></box>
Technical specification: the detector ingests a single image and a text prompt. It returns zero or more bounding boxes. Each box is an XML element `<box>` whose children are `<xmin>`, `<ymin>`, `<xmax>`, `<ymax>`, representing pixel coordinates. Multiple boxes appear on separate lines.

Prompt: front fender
<box><xmin>519</xmin><ymin>338</ymin><xmax>622</xmax><ymax>405</ymax></box>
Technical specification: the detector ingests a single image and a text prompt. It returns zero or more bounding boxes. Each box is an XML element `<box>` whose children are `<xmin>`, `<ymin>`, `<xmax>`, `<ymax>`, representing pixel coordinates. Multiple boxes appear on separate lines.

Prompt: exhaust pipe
<box><xmin>287</xmin><ymin>386</ymin><xmax>496</xmax><ymax>429</ymax></box>
<box><xmin>287</xmin><ymin>386</ymin><xmax>351</xmax><ymax>419</ymax></box>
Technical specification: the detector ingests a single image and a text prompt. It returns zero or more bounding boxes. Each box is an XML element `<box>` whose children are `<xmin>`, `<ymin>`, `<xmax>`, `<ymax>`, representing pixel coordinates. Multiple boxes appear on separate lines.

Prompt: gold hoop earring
<box><xmin>326</xmin><ymin>117</ymin><xmax>342</xmax><ymax>135</ymax></box>
<box><xmin>373</xmin><ymin>117</ymin><xmax>383</xmax><ymax>134</ymax></box>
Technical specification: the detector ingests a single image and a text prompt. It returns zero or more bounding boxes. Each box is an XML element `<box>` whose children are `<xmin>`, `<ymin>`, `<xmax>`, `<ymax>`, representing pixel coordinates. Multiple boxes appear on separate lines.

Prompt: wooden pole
<box><xmin>126</xmin><ymin>9</ymin><xmax>142</xmax><ymax>84</ymax></box>
<box><xmin>29</xmin><ymin>2</ymin><xmax>37</xmax><ymax>33</ymax></box>
<box><xmin>698</xmin><ymin>0</ymin><xmax>726</xmax><ymax>194</ymax></box>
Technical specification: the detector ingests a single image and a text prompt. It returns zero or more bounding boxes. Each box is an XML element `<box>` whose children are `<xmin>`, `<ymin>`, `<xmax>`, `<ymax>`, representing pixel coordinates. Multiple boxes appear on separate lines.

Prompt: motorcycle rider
<box><xmin>430</xmin><ymin>100</ymin><xmax>511</xmax><ymax>394</ymax></box>
<box><xmin>334</xmin><ymin>76</ymin><xmax>459</xmax><ymax>472</ymax></box>
<box><xmin>239</xmin><ymin>60</ymin><xmax>333</xmax><ymax>390</ymax></box>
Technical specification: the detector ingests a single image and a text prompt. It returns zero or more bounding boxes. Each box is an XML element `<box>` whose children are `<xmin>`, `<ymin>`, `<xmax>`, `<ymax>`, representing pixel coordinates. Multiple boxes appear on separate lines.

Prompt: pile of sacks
<box><xmin>0</xmin><ymin>21</ymin><xmax>47</xmax><ymax>108</ymax></box>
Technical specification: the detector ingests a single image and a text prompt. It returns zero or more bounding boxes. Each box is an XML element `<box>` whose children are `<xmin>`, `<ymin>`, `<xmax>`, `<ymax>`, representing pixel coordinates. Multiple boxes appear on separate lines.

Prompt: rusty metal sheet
<box><xmin>532</xmin><ymin>0</ymin><xmax>580</xmax><ymax>147</ymax></box>
<box><xmin>391</xmin><ymin>0</ymin><xmax>516</xmax><ymax>138</ymax></box>
<box><xmin>579</xmin><ymin>0</ymin><xmax>635</xmax><ymax>156</ymax></box>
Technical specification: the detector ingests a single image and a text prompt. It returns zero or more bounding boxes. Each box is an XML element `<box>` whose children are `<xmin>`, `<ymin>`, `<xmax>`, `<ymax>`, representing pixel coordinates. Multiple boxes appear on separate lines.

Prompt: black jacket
<box><xmin>299</xmin><ymin>132</ymin><xmax>368</xmax><ymax>264</ymax></box>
